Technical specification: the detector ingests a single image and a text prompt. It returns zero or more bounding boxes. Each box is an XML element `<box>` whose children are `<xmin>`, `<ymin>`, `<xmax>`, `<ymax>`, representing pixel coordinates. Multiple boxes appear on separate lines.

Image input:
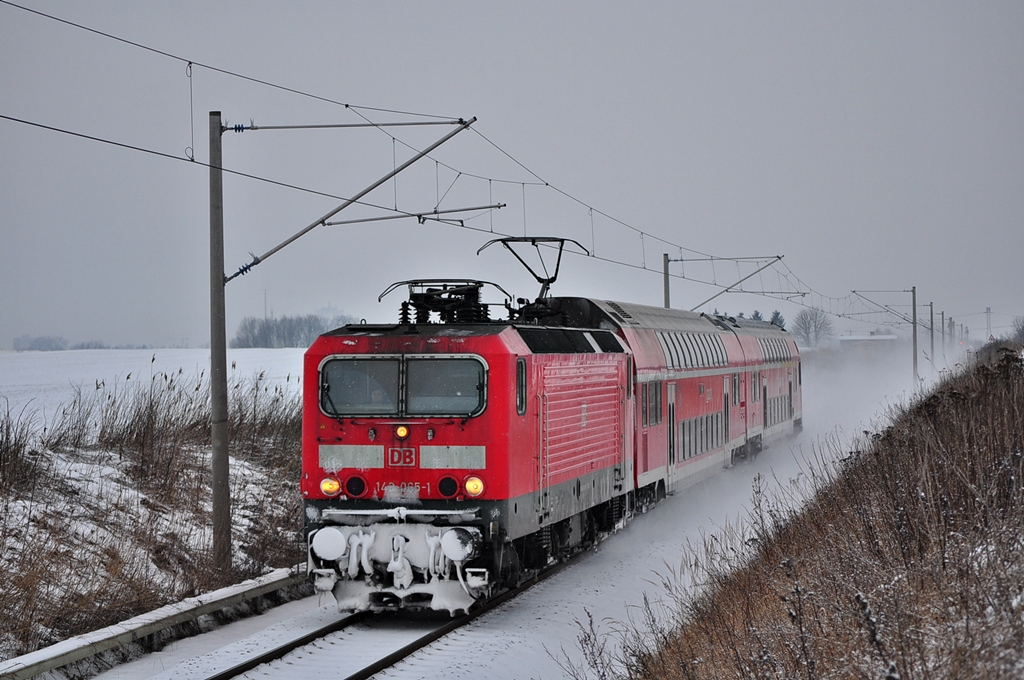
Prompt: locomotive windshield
<box><xmin>320</xmin><ymin>355</ymin><xmax>486</xmax><ymax>417</ymax></box>
<box><xmin>406</xmin><ymin>358</ymin><xmax>484</xmax><ymax>416</ymax></box>
<box><xmin>320</xmin><ymin>358</ymin><xmax>400</xmax><ymax>416</ymax></box>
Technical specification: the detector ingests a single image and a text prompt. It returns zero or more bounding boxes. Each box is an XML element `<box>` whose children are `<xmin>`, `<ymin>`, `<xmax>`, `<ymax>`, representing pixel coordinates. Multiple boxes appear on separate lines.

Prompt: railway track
<box><xmin>186</xmin><ymin>562</ymin><xmax>569</xmax><ymax>680</ymax></box>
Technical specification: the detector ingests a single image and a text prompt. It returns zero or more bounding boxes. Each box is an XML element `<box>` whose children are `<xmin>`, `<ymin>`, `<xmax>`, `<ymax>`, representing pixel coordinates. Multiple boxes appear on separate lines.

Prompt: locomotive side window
<box><xmin>321</xmin><ymin>358</ymin><xmax>400</xmax><ymax>416</ymax></box>
<box><xmin>641</xmin><ymin>383</ymin><xmax>649</xmax><ymax>428</ymax></box>
<box><xmin>626</xmin><ymin>356</ymin><xmax>633</xmax><ymax>398</ymax></box>
<box><xmin>516</xmin><ymin>358</ymin><xmax>527</xmax><ymax>415</ymax></box>
<box><xmin>406</xmin><ymin>358</ymin><xmax>485</xmax><ymax>416</ymax></box>
<box><xmin>518</xmin><ymin>328</ymin><xmax>593</xmax><ymax>353</ymax></box>
<box><xmin>591</xmin><ymin>331</ymin><xmax>625</xmax><ymax>353</ymax></box>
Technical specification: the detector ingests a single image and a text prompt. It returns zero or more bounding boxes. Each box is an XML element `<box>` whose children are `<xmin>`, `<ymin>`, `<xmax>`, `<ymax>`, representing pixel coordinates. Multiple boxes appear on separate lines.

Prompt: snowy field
<box><xmin>0</xmin><ymin>348</ymin><xmax>306</xmax><ymax>419</ymax></box>
<box><xmin>2</xmin><ymin>347</ymin><xmax>919</xmax><ymax>679</ymax></box>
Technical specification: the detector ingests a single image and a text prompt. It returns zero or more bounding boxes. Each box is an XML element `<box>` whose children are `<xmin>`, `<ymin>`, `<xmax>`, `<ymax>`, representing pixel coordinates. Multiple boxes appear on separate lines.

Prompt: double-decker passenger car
<box><xmin>303</xmin><ymin>276</ymin><xmax>801</xmax><ymax>614</ymax></box>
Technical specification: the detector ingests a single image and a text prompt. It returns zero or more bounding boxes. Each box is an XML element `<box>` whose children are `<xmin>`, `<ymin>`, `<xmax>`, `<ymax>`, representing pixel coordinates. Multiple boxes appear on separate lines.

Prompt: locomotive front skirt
<box><xmin>302</xmin><ymin>297</ymin><xmax>802</xmax><ymax>614</ymax></box>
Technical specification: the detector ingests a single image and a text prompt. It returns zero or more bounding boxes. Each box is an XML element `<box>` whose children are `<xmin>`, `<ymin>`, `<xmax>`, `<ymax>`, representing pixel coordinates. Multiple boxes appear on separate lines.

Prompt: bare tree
<box><xmin>1012</xmin><ymin>316</ymin><xmax>1024</xmax><ymax>344</ymax></box>
<box><xmin>791</xmin><ymin>307</ymin><xmax>834</xmax><ymax>348</ymax></box>
<box><xmin>231</xmin><ymin>313</ymin><xmax>356</xmax><ymax>348</ymax></box>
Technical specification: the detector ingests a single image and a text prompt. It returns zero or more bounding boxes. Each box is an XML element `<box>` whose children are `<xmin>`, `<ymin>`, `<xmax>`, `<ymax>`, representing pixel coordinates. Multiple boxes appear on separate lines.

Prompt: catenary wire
<box><xmin>0</xmin><ymin>0</ymin><xmax>899</xmax><ymax>323</ymax></box>
<box><xmin>0</xmin><ymin>112</ymin><xmax>719</xmax><ymax>291</ymax></box>
<box><xmin>4</xmin><ymin>0</ymin><xmax>996</xmax><ymax>330</ymax></box>
<box><xmin>0</xmin><ymin>0</ymin><xmax>455</xmax><ymax>121</ymax></box>
<box><xmin>2</xmin><ymin>111</ymin><xmax>937</xmax><ymax>328</ymax></box>
<box><xmin>0</xmin><ymin>113</ymin><xmax>449</xmax><ymax>219</ymax></box>
<box><xmin>1</xmin><ymin>0</ymin><xmax>732</xmax><ymax>272</ymax></box>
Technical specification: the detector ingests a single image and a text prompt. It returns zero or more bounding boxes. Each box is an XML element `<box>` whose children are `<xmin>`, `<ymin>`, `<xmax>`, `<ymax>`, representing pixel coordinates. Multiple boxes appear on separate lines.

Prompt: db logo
<box><xmin>387</xmin><ymin>447</ymin><xmax>416</xmax><ymax>467</ymax></box>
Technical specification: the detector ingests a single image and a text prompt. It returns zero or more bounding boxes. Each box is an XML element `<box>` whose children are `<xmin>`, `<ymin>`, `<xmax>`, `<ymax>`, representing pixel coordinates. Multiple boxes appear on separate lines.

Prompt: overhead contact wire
<box><xmin>0</xmin><ymin>113</ymin><xmax>444</xmax><ymax>219</ymax></box>
<box><xmin>0</xmin><ymin>0</ymin><xmax>455</xmax><ymax>121</ymax></box>
<box><xmin>2</xmin><ymin>0</ymin><xmax>869</xmax><ymax>312</ymax></box>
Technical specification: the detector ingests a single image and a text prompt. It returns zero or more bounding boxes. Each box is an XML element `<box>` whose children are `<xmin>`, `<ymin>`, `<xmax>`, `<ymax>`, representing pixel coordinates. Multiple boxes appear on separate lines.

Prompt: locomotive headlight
<box><xmin>319</xmin><ymin>476</ymin><xmax>342</xmax><ymax>497</ymax></box>
<box><xmin>394</xmin><ymin>424</ymin><xmax>410</xmax><ymax>440</ymax></box>
<box><xmin>463</xmin><ymin>475</ymin><xmax>485</xmax><ymax>497</ymax></box>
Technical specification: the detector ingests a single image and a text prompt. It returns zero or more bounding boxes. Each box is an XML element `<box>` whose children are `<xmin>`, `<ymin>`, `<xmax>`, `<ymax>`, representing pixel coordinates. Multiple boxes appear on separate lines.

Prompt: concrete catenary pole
<box><xmin>663</xmin><ymin>253</ymin><xmax>670</xmax><ymax>309</ymax></box>
<box><xmin>209</xmin><ymin>112</ymin><xmax>231</xmax><ymax>577</ymax></box>
<box><xmin>912</xmin><ymin>286</ymin><xmax>918</xmax><ymax>384</ymax></box>
<box><xmin>929</xmin><ymin>302</ymin><xmax>934</xmax><ymax>375</ymax></box>
<box><xmin>941</xmin><ymin>311</ymin><xmax>945</xmax><ymax>354</ymax></box>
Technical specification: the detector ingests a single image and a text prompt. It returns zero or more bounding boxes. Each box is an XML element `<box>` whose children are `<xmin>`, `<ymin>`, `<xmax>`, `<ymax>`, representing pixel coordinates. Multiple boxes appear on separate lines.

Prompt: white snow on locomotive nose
<box><xmin>311</xmin><ymin>526</ymin><xmax>348</xmax><ymax>561</ymax></box>
<box><xmin>440</xmin><ymin>527</ymin><xmax>477</xmax><ymax>562</ymax></box>
<box><xmin>382</xmin><ymin>483</ymin><xmax>421</xmax><ymax>503</ymax></box>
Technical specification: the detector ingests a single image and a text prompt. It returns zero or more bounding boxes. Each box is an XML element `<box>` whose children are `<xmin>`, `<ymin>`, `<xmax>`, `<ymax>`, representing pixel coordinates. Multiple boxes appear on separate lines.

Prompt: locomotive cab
<box><xmin>302</xmin><ymin>325</ymin><xmax>509</xmax><ymax>613</ymax></box>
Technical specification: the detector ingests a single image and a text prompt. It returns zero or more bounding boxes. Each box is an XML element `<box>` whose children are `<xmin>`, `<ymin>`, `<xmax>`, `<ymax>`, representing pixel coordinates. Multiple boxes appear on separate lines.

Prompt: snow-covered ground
<box><xmin>0</xmin><ymin>348</ymin><xmax>306</xmax><ymax>419</ymax></box>
<box><xmin>3</xmin><ymin>347</ymin><xmax>919</xmax><ymax>679</ymax></box>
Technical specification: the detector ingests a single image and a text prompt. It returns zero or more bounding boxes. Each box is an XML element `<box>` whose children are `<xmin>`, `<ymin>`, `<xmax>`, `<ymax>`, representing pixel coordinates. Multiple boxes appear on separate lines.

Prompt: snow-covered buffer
<box><xmin>307</xmin><ymin>514</ymin><xmax>486</xmax><ymax>614</ymax></box>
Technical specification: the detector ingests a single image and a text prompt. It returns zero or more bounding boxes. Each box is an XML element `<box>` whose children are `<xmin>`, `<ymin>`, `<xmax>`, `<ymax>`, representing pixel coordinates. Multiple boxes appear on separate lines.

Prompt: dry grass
<box><xmin>566</xmin><ymin>343</ymin><xmax>1024</xmax><ymax>679</ymax></box>
<box><xmin>0</xmin><ymin>367</ymin><xmax>305</xmax><ymax>661</ymax></box>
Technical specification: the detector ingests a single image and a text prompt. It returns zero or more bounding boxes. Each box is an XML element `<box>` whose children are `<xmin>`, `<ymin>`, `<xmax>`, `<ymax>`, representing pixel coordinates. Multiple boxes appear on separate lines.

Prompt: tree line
<box><xmin>12</xmin><ymin>336</ymin><xmax>149</xmax><ymax>351</ymax></box>
<box><xmin>230</xmin><ymin>313</ymin><xmax>356</xmax><ymax>349</ymax></box>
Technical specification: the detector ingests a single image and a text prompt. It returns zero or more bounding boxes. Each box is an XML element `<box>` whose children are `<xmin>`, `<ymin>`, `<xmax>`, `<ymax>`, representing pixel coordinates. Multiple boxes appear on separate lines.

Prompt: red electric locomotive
<box><xmin>303</xmin><ymin>239</ymin><xmax>801</xmax><ymax>614</ymax></box>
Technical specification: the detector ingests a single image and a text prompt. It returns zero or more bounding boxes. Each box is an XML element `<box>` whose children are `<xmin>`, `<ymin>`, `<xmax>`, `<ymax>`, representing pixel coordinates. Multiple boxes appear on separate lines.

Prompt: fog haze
<box><xmin>2</xmin><ymin>2</ymin><xmax>1022</xmax><ymax>348</ymax></box>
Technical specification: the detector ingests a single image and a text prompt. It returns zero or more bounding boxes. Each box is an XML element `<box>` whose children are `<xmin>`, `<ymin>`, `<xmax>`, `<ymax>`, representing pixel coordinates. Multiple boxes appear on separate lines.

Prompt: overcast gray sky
<box><xmin>2</xmin><ymin>2</ymin><xmax>1022</xmax><ymax>349</ymax></box>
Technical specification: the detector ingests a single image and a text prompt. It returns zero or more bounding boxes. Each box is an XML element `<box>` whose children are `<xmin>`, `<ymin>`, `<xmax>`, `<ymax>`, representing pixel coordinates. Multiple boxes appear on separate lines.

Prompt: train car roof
<box><xmin>557</xmin><ymin>298</ymin><xmax>790</xmax><ymax>337</ymax></box>
<box><xmin>316</xmin><ymin>297</ymin><xmax>791</xmax><ymax>343</ymax></box>
<box><xmin>591</xmin><ymin>299</ymin><xmax>720</xmax><ymax>332</ymax></box>
<box><xmin>724</xmin><ymin>316</ymin><xmax>792</xmax><ymax>337</ymax></box>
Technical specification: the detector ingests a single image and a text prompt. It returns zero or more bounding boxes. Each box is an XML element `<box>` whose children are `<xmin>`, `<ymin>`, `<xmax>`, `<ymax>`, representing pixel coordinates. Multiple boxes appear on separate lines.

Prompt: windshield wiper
<box><xmin>322</xmin><ymin>382</ymin><xmax>343</xmax><ymax>419</ymax></box>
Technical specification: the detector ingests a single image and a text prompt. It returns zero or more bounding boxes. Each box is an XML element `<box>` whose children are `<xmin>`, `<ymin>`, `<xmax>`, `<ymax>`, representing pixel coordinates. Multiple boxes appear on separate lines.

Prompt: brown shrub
<box><xmin>569</xmin><ymin>343</ymin><xmax>1024</xmax><ymax>679</ymax></box>
<box><xmin>0</xmin><ymin>369</ymin><xmax>304</xmax><ymax>660</ymax></box>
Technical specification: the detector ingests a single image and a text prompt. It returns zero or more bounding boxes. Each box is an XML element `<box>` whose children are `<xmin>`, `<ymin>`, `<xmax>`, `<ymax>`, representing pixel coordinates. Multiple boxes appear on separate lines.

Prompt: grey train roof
<box><xmin>558</xmin><ymin>297</ymin><xmax>790</xmax><ymax>337</ymax></box>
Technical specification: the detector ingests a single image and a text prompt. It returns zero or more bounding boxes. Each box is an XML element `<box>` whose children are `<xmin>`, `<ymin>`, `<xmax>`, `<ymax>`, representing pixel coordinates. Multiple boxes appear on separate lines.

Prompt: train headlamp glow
<box><xmin>394</xmin><ymin>425</ymin><xmax>410</xmax><ymax>440</ymax></box>
<box><xmin>463</xmin><ymin>476</ymin><xmax>485</xmax><ymax>497</ymax></box>
<box><xmin>319</xmin><ymin>476</ymin><xmax>342</xmax><ymax>496</ymax></box>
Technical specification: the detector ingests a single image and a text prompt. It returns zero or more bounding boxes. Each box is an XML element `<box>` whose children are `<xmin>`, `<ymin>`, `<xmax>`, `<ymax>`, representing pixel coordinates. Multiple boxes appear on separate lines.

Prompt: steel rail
<box><xmin>205</xmin><ymin>561</ymin><xmax>571</xmax><ymax>680</ymax></box>
<box><xmin>340</xmin><ymin>562</ymin><xmax>570</xmax><ymax>680</ymax></box>
<box><xmin>202</xmin><ymin>612</ymin><xmax>370</xmax><ymax>680</ymax></box>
